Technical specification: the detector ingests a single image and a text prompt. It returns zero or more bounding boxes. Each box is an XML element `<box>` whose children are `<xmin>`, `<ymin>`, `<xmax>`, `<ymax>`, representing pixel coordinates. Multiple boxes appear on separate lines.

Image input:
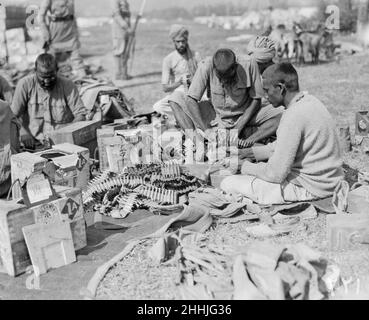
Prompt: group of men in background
<box><xmin>154</xmin><ymin>23</ymin><xmax>343</xmax><ymax>205</ymax></box>
<box><xmin>0</xmin><ymin>0</ymin><xmax>344</xmax><ymax>206</ymax></box>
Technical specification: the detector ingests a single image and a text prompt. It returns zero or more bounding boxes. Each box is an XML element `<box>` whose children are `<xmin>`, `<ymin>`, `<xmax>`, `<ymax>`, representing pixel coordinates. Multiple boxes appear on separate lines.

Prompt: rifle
<box><xmin>126</xmin><ymin>0</ymin><xmax>147</xmax><ymax>73</ymax></box>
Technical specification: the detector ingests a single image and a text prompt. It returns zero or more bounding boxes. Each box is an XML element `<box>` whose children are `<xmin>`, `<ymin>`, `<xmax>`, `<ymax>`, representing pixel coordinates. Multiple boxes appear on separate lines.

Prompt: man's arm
<box><xmin>0</xmin><ymin>75</ymin><xmax>14</xmax><ymax>104</ymax></box>
<box><xmin>186</xmin><ymin>59</ymin><xmax>212</xmax><ymax>131</ymax></box>
<box><xmin>65</xmin><ymin>81</ymin><xmax>87</xmax><ymax>122</ymax></box>
<box><xmin>161</xmin><ymin>56</ymin><xmax>182</xmax><ymax>93</ymax></box>
<box><xmin>241</xmin><ymin>113</ymin><xmax>301</xmax><ymax>184</ymax></box>
<box><xmin>234</xmin><ymin>58</ymin><xmax>264</xmax><ymax>136</ymax></box>
<box><xmin>10</xmin><ymin>79</ymin><xmax>38</xmax><ymax>147</ymax></box>
<box><xmin>234</xmin><ymin>98</ymin><xmax>261</xmax><ymax>134</ymax></box>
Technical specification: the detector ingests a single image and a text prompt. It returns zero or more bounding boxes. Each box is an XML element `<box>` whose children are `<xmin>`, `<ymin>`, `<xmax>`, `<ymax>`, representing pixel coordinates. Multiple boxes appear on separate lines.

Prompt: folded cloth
<box><xmin>188</xmin><ymin>187</ymin><xmax>247</xmax><ymax>218</ymax></box>
<box><xmin>145</xmin><ymin>205</ymin><xmax>213</xmax><ymax>238</ymax></box>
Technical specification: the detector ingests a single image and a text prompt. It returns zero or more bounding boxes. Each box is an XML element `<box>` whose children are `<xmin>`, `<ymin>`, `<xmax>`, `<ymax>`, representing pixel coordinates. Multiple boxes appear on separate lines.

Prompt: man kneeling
<box><xmin>221</xmin><ymin>63</ymin><xmax>344</xmax><ymax>205</ymax></box>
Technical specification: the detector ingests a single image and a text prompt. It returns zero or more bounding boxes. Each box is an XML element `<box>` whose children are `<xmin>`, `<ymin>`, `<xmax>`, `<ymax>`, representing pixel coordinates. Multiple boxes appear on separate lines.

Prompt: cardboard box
<box><xmin>11</xmin><ymin>152</ymin><xmax>48</xmax><ymax>200</ymax></box>
<box><xmin>12</xmin><ymin>144</ymin><xmax>90</xmax><ymax>198</ymax></box>
<box><xmin>38</xmin><ymin>143</ymin><xmax>90</xmax><ymax>191</ymax></box>
<box><xmin>0</xmin><ymin>187</ymin><xmax>86</xmax><ymax>277</ymax></box>
<box><xmin>106</xmin><ymin>125</ymin><xmax>155</xmax><ymax>172</ymax></box>
<box><xmin>48</xmin><ymin>120</ymin><xmax>102</xmax><ymax>158</ymax></box>
<box><xmin>97</xmin><ymin>123</ymin><xmax>131</xmax><ymax>172</ymax></box>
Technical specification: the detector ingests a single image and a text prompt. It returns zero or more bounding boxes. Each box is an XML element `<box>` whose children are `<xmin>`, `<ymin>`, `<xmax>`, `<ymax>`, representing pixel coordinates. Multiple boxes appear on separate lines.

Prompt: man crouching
<box><xmin>221</xmin><ymin>63</ymin><xmax>344</xmax><ymax>205</ymax></box>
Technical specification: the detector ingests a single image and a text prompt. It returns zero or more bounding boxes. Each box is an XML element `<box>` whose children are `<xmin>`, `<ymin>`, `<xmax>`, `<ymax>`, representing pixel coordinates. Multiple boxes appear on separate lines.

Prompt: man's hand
<box><xmin>239</xmin><ymin>137</ymin><xmax>257</xmax><ymax>149</ymax></box>
<box><xmin>21</xmin><ymin>134</ymin><xmax>37</xmax><ymax>150</ymax></box>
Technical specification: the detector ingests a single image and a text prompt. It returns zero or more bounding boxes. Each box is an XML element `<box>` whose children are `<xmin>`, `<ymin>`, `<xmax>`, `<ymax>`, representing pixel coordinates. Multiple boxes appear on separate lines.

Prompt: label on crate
<box><xmin>26</xmin><ymin>174</ymin><xmax>54</xmax><ymax>205</ymax></box>
<box><xmin>62</xmin><ymin>198</ymin><xmax>81</xmax><ymax>221</ymax></box>
<box><xmin>33</xmin><ymin>203</ymin><xmax>61</xmax><ymax>225</ymax></box>
<box><xmin>76</xmin><ymin>154</ymin><xmax>88</xmax><ymax>171</ymax></box>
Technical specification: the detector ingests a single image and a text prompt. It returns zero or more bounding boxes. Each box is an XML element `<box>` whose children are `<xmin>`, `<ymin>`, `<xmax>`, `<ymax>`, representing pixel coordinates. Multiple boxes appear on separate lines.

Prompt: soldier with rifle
<box><xmin>112</xmin><ymin>0</ymin><xmax>146</xmax><ymax>81</ymax></box>
<box><xmin>112</xmin><ymin>0</ymin><xmax>134</xmax><ymax>80</ymax></box>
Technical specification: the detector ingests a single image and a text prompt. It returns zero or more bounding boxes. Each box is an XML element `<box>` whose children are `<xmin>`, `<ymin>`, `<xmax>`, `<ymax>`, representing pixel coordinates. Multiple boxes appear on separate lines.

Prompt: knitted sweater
<box><xmin>246</xmin><ymin>92</ymin><xmax>344</xmax><ymax>198</ymax></box>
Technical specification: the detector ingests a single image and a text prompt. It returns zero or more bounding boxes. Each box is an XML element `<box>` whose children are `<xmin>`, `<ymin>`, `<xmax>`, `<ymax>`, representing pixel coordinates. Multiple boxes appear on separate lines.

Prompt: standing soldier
<box><xmin>112</xmin><ymin>0</ymin><xmax>134</xmax><ymax>80</ymax></box>
<box><xmin>39</xmin><ymin>0</ymin><xmax>86</xmax><ymax>78</ymax></box>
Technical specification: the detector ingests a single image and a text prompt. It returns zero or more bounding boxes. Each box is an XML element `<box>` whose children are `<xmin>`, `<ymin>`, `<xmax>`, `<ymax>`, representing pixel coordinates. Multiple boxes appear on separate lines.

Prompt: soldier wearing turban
<box><xmin>247</xmin><ymin>36</ymin><xmax>276</xmax><ymax>74</ymax></box>
<box><xmin>153</xmin><ymin>24</ymin><xmax>201</xmax><ymax>120</ymax></box>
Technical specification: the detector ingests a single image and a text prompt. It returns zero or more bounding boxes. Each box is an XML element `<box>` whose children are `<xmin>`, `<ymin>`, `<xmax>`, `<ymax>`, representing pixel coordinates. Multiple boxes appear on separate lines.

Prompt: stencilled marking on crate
<box><xmin>33</xmin><ymin>203</ymin><xmax>61</xmax><ymax>225</ymax></box>
<box><xmin>62</xmin><ymin>198</ymin><xmax>81</xmax><ymax>221</ymax></box>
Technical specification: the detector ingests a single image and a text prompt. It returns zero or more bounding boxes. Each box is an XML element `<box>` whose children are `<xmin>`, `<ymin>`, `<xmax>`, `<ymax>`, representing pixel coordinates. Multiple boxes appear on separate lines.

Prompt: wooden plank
<box><xmin>23</xmin><ymin>221</ymin><xmax>76</xmax><ymax>276</ymax></box>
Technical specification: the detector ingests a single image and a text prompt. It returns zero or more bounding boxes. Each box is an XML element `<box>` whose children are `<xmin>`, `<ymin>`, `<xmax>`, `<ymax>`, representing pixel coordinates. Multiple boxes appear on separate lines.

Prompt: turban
<box><xmin>247</xmin><ymin>36</ymin><xmax>276</xmax><ymax>63</ymax></box>
<box><xmin>169</xmin><ymin>24</ymin><xmax>189</xmax><ymax>40</ymax></box>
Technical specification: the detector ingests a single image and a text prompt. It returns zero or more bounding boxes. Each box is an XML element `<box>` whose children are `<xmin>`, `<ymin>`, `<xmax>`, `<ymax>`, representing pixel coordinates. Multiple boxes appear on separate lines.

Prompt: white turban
<box><xmin>247</xmin><ymin>36</ymin><xmax>276</xmax><ymax>63</ymax></box>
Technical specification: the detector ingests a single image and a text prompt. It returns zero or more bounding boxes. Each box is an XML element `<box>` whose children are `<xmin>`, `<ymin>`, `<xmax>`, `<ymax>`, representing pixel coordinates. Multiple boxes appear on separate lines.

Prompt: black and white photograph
<box><xmin>0</xmin><ymin>0</ymin><xmax>369</xmax><ymax>305</ymax></box>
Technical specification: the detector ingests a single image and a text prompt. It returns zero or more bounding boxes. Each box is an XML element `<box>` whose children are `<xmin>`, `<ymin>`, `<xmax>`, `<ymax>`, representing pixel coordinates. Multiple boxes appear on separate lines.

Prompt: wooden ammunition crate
<box><xmin>0</xmin><ymin>187</ymin><xmax>86</xmax><ymax>277</ymax></box>
<box><xmin>48</xmin><ymin>120</ymin><xmax>102</xmax><ymax>158</ymax></box>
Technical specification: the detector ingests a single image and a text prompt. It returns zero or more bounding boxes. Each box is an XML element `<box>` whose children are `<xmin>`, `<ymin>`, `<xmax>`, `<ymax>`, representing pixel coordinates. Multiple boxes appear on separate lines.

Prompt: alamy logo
<box><xmin>325</xmin><ymin>5</ymin><xmax>340</xmax><ymax>30</ymax></box>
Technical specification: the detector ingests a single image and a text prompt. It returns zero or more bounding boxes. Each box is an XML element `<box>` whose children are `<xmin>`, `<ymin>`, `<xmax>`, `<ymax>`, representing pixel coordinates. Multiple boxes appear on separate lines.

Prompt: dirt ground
<box><xmin>79</xmin><ymin>21</ymin><xmax>369</xmax><ymax>300</ymax></box>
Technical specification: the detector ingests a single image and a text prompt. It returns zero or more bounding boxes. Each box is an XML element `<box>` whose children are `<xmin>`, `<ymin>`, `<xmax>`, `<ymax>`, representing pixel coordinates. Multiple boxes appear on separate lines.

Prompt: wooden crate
<box><xmin>0</xmin><ymin>187</ymin><xmax>86</xmax><ymax>277</ymax></box>
<box><xmin>48</xmin><ymin>120</ymin><xmax>102</xmax><ymax>158</ymax></box>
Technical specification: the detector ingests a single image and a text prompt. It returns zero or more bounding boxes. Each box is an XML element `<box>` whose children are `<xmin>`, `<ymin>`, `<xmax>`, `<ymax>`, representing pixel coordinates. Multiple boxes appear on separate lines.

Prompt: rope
<box><xmin>7</xmin><ymin>179</ymin><xmax>21</xmax><ymax>201</ymax></box>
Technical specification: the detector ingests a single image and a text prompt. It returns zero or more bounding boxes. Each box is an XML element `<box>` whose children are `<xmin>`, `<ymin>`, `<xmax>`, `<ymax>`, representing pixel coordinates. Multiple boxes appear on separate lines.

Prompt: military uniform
<box><xmin>39</xmin><ymin>0</ymin><xmax>86</xmax><ymax>78</ymax></box>
<box><xmin>112</xmin><ymin>0</ymin><xmax>132</xmax><ymax>80</ymax></box>
<box><xmin>11</xmin><ymin>74</ymin><xmax>87</xmax><ymax>142</ymax></box>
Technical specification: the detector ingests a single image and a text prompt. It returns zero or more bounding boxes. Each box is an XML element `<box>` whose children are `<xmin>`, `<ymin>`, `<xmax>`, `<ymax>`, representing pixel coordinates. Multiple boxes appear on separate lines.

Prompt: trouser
<box><xmin>153</xmin><ymin>87</ymin><xmax>186</xmax><ymax>119</ymax></box>
<box><xmin>114</xmin><ymin>54</ymin><xmax>129</xmax><ymax>78</ymax></box>
<box><xmin>220</xmin><ymin>175</ymin><xmax>317</xmax><ymax>205</ymax></box>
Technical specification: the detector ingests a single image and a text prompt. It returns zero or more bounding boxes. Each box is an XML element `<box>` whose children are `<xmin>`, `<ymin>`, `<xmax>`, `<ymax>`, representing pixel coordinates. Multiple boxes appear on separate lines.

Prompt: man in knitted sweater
<box><xmin>221</xmin><ymin>63</ymin><xmax>344</xmax><ymax>205</ymax></box>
